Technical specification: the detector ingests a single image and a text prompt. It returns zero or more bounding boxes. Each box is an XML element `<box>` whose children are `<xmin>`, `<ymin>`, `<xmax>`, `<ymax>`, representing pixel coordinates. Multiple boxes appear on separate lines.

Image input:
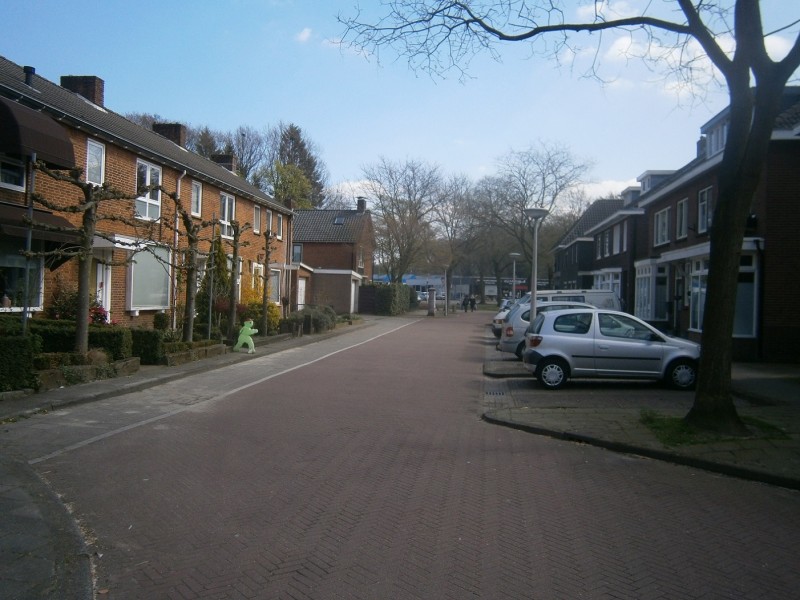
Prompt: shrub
<box><xmin>153</xmin><ymin>312</ymin><xmax>170</xmax><ymax>331</ymax></box>
<box><xmin>131</xmin><ymin>328</ymin><xmax>165</xmax><ymax>365</ymax></box>
<box><xmin>0</xmin><ymin>335</ymin><xmax>40</xmax><ymax>392</ymax></box>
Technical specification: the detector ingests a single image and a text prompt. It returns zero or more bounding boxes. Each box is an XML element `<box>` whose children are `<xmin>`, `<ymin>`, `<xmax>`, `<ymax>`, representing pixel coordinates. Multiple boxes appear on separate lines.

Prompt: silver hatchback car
<box><xmin>497</xmin><ymin>301</ymin><xmax>594</xmax><ymax>359</ymax></box>
<box><xmin>522</xmin><ymin>308</ymin><xmax>700</xmax><ymax>390</ymax></box>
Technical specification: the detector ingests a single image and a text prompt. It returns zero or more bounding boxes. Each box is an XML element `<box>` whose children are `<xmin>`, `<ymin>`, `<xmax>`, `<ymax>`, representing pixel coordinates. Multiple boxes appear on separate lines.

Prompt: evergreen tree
<box><xmin>278</xmin><ymin>124</ymin><xmax>327</xmax><ymax>207</ymax></box>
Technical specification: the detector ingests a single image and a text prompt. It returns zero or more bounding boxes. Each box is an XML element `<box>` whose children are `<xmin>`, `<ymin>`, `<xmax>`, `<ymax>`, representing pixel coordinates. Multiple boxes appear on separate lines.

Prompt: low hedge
<box><xmin>0</xmin><ymin>334</ymin><xmax>41</xmax><ymax>392</ymax></box>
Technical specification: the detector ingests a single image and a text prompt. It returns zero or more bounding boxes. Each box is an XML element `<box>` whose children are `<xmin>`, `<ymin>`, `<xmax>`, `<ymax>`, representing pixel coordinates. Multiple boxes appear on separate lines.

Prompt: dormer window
<box><xmin>334</xmin><ymin>216</ymin><xmax>345</xmax><ymax>225</ymax></box>
<box><xmin>707</xmin><ymin>121</ymin><xmax>728</xmax><ymax>157</ymax></box>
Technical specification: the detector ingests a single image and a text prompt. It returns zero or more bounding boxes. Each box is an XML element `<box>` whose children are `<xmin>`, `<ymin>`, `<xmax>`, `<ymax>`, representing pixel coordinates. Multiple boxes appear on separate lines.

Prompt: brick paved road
<box><xmin>3</xmin><ymin>312</ymin><xmax>799</xmax><ymax>599</ymax></box>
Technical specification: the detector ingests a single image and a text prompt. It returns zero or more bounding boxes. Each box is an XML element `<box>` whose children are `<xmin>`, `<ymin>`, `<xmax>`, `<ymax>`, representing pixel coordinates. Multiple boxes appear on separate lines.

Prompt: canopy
<box><xmin>0</xmin><ymin>96</ymin><xmax>75</xmax><ymax>168</ymax></box>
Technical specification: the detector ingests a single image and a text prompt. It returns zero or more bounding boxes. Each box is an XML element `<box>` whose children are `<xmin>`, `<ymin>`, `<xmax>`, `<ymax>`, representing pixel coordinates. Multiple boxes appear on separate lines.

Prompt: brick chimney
<box><xmin>153</xmin><ymin>123</ymin><xmax>187</xmax><ymax>148</ymax></box>
<box><xmin>211</xmin><ymin>153</ymin><xmax>238</xmax><ymax>174</ymax></box>
<box><xmin>61</xmin><ymin>75</ymin><xmax>105</xmax><ymax>107</ymax></box>
<box><xmin>356</xmin><ymin>196</ymin><xmax>367</xmax><ymax>213</ymax></box>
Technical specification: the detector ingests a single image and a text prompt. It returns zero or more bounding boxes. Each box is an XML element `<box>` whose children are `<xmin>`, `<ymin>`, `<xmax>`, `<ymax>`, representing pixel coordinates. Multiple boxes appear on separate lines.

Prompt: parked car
<box><xmin>491</xmin><ymin>289</ymin><xmax>622</xmax><ymax>338</ymax></box>
<box><xmin>497</xmin><ymin>301</ymin><xmax>594</xmax><ymax>359</ymax></box>
<box><xmin>492</xmin><ymin>293</ymin><xmax>531</xmax><ymax>338</ymax></box>
<box><xmin>522</xmin><ymin>308</ymin><xmax>700</xmax><ymax>390</ymax></box>
<box><xmin>417</xmin><ymin>291</ymin><xmax>429</xmax><ymax>303</ymax></box>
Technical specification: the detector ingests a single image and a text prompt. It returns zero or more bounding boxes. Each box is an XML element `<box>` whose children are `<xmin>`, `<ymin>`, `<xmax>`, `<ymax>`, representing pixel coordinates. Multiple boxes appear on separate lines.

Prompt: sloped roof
<box><xmin>553</xmin><ymin>198</ymin><xmax>624</xmax><ymax>249</ymax></box>
<box><xmin>0</xmin><ymin>55</ymin><xmax>288</xmax><ymax>214</ymax></box>
<box><xmin>293</xmin><ymin>209</ymin><xmax>371</xmax><ymax>243</ymax></box>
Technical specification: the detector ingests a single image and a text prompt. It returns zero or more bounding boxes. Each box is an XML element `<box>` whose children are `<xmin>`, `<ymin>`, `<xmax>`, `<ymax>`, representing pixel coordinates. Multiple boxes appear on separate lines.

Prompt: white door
<box><xmin>94</xmin><ymin>253</ymin><xmax>112</xmax><ymax>322</ymax></box>
<box><xmin>297</xmin><ymin>277</ymin><xmax>306</xmax><ymax>310</ymax></box>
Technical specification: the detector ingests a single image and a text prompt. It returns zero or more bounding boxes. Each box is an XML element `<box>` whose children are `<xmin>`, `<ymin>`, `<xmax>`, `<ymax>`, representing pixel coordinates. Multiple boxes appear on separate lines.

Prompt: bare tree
<box><xmin>340</xmin><ymin>1</ymin><xmax>800</xmax><ymax>434</ymax></box>
<box><xmin>362</xmin><ymin>157</ymin><xmax>442</xmax><ymax>282</ymax></box>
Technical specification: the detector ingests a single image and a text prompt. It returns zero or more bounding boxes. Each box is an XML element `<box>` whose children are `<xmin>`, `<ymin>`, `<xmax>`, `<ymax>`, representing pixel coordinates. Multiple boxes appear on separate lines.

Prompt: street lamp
<box><xmin>523</xmin><ymin>207</ymin><xmax>549</xmax><ymax>322</ymax></box>
<box><xmin>509</xmin><ymin>252</ymin><xmax>521</xmax><ymax>299</ymax></box>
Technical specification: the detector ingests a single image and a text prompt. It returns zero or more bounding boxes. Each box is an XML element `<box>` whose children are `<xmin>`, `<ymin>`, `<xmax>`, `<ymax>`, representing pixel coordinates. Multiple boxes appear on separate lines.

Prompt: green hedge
<box><xmin>374</xmin><ymin>284</ymin><xmax>411</xmax><ymax>315</ymax></box>
<box><xmin>0</xmin><ymin>317</ymin><xmax>131</xmax><ymax>360</ymax></box>
<box><xmin>0</xmin><ymin>335</ymin><xmax>41</xmax><ymax>392</ymax></box>
<box><xmin>131</xmin><ymin>329</ymin><xmax>165</xmax><ymax>365</ymax></box>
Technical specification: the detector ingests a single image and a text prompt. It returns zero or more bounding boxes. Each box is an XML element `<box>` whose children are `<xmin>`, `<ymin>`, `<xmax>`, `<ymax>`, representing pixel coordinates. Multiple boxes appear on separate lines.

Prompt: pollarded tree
<box><xmin>30</xmin><ymin>163</ymin><xmax>154</xmax><ymax>354</ymax></box>
<box><xmin>340</xmin><ymin>1</ymin><xmax>800</xmax><ymax>435</ymax></box>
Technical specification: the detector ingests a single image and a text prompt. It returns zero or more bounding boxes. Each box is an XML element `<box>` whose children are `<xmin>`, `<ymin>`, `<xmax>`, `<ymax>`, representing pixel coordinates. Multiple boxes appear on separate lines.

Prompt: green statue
<box><xmin>233</xmin><ymin>319</ymin><xmax>258</xmax><ymax>354</ymax></box>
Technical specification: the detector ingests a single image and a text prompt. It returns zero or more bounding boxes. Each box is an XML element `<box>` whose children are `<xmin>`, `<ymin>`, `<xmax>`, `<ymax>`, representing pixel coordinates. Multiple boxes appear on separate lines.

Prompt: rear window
<box><xmin>553</xmin><ymin>312</ymin><xmax>593</xmax><ymax>335</ymax></box>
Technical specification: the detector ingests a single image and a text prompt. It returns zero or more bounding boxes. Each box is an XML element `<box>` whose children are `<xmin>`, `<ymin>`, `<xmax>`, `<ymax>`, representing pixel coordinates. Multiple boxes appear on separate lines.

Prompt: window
<box><xmin>0</xmin><ymin>157</ymin><xmax>25</xmax><ymax>192</ymax></box>
<box><xmin>698</xmin><ymin>187</ymin><xmax>713</xmax><ymax>234</ymax></box>
<box><xmin>734</xmin><ymin>255</ymin><xmax>757</xmax><ymax>337</ymax></box>
<box><xmin>612</xmin><ymin>224</ymin><xmax>621</xmax><ymax>255</ymax></box>
<box><xmin>0</xmin><ymin>237</ymin><xmax>43</xmax><ymax>311</ymax></box>
<box><xmin>253</xmin><ymin>205</ymin><xmax>261</xmax><ymax>234</ymax></box>
<box><xmin>603</xmin><ymin>230</ymin><xmax>611</xmax><ymax>257</ymax></box>
<box><xmin>252</xmin><ymin>262</ymin><xmax>264</xmax><ymax>294</ymax></box>
<box><xmin>86</xmin><ymin>140</ymin><xmax>105</xmax><ymax>185</ymax></box>
<box><xmin>276</xmin><ymin>214</ymin><xmax>284</xmax><ymax>238</ymax></box>
<box><xmin>191</xmin><ymin>181</ymin><xmax>202</xmax><ymax>217</ymax></box>
<box><xmin>622</xmin><ymin>221</ymin><xmax>628</xmax><ymax>253</ymax></box>
<box><xmin>676</xmin><ymin>199</ymin><xmax>688</xmax><ymax>239</ymax></box>
<box><xmin>265</xmin><ymin>210</ymin><xmax>273</xmax><ymax>235</ymax></box>
<box><xmin>220</xmin><ymin>193</ymin><xmax>235</xmax><ymax>238</ymax></box>
<box><xmin>635</xmin><ymin>265</ymin><xmax>653</xmax><ymax>320</ymax></box>
<box><xmin>689</xmin><ymin>259</ymin><xmax>708</xmax><ymax>331</ymax></box>
<box><xmin>269</xmin><ymin>269</ymin><xmax>281</xmax><ymax>303</ymax></box>
<box><xmin>358</xmin><ymin>246</ymin><xmax>364</xmax><ymax>269</ymax></box>
<box><xmin>128</xmin><ymin>246</ymin><xmax>170</xmax><ymax>310</ymax></box>
<box><xmin>595</xmin><ymin>236</ymin><xmax>602</xmax><ymax>259</ymax></box>
<box><xmin>135</xmin><ymin>160</ymin><xmax>161</xmax><ymax>220</ymax></box>
<box><xmin>292</xmin><ymin>243</ymin><xmax>303</xmax><ymax>263</ymax></box>
<box><xmin>654</xmin><ymin>207</ymin><xmax>671</xmax><ymax>246</ymax></box>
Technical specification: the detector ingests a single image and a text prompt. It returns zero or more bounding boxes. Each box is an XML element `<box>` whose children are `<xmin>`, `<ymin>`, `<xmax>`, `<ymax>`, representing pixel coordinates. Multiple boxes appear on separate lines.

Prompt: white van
<box><xmin>491</xmin><ymin>289</ymin><xmax>622</xmax><ymax>338</ymax></box>
<box><xmin>535</xmin><ymin>289</ymin><xmax>622</xmax><ymax>311</ymax></box>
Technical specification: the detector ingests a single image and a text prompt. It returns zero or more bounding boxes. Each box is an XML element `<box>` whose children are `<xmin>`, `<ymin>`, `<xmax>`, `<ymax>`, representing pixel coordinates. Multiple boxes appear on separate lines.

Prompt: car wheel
<box><xmin>666</xmin><ymin>359</ymin><xmax>697</xmax><ymax>390</ymax></box>
<box><xmin>515</xmin><ymin>341</ymin><xmax>525</xmax><ymax>360</ymax></box>
<box><xmin>536</xmin><ymin>357</ymin><xmax>568</xmax><ymax>390</ymax></box>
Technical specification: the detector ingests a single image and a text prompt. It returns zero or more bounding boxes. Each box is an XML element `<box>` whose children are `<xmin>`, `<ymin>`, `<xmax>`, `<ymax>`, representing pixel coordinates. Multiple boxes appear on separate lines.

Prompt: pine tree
<box><xmin>278</xmin><ymin>124</ymin><xmax>326</xmax><ymax>207</ymax></box>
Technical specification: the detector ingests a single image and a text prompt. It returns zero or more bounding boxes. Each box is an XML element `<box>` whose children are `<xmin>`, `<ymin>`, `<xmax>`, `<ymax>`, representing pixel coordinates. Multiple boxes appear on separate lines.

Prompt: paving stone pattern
<box><xmin>3</xmin><ymin>313</ymin><xmax>799</xmax><ymax>599</ymax></box>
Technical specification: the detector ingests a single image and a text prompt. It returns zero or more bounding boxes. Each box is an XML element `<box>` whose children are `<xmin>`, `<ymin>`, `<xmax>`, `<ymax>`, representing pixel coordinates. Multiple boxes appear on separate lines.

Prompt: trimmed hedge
<box><xmin>0</xmin><ymin>316</ymin><xmax>131</xmax><ymax>360</ymax></box>
<box><xmin>374</xmin><ymin>284</ymin><xmax>411</xmax><ymax>315</ymax></box>
<box><xmin>130</xmin><ymin>328</ymin><xmax>165</xmax><ymax>365</ymax></box>
<box><xmin>0</xmin><ymin>334</ymin><xmax>40</xmax><ymax>392</ymax></box>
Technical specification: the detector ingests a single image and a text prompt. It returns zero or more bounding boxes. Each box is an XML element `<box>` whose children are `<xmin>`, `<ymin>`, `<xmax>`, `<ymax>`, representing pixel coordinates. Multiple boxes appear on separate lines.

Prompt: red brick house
<box><xmin>0</xmin><ymin>55</ymin><xmax>295</xmax><ymax>330</ymax></box>
<box><xmin>291</xmin><ymin>198</ymin><xmax>374</xmax><ymax>314</ymax></box>
<box><xmin>565</xmin><ymin>88</ymin><xmax>800</xmax><ymax>361</ymax></box>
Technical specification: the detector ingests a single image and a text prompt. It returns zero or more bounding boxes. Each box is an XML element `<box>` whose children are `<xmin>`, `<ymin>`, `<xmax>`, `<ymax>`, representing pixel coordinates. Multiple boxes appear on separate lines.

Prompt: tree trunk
<box><xmin>684</xmin><ymin>77</ymin><xmax>785</xmax><ymax>435</ymax></box>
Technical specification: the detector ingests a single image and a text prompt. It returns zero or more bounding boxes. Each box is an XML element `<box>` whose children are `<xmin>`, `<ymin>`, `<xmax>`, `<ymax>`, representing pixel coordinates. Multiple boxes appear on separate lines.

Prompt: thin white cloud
<box><xmin>295</xmin><ymin>27</ymin><xmax>312</xmax><ymax>43</ymax></box>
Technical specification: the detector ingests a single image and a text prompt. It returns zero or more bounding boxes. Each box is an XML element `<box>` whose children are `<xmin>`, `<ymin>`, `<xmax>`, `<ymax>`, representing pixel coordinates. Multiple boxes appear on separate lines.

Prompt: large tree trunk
<box><xmin>684</xmin><ymin>76</ymin><xmax>785</xmax><ymax>434</ymax></box>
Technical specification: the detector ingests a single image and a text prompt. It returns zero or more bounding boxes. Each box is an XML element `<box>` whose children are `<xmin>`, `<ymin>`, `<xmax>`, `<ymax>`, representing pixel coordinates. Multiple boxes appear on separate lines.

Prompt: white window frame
<box><xmin>220</xmin><ymin>192</ymin><xmax>235</xmax><ymax>239</ymax></box>
<box><xmin>276</xmin><ymin>214</ymin><xmax>284</xmax><ymax>239</ymax></box>
<box><xmin>253</xmin><ymin>205</ymin><xmax>261</xmax><ymax>234</ymax></box>
<box><xmin>135</xmin><ymin>160</ymin><xmax>162</xmax><ymax>221</ymax></box>
<box><xmin>269</xmin><ymin>269</ymin><xmax>281</xmax><ymax>304</ymax></box>
<box><xmin>86</xmin><ymin>140</ymin><xmax>105</xmax><ymax>185</ymax></box>
<box><xmin>634</xmin><ymin>264</ymin><xmax>654</xmax><ymax>320</ymax></box>
<box><xmin>127</xmin><ymin>245</ymin><xmax>171</xmax><ymax>311</ymax></box>
<box><xmin>654</xmin><ymin>207</ymin><xmax>671</xmax><ymax>246</ymax></box>
<box><xmin>689</xmin><ymin>259</ymin><xmax>709</xmax><ymax>332</ymax></box>
<box><xmin>698</xmin><ymin>187</ymin><xmax>713</xmax><ymax>234</ymax></box>
<box><xmin>676</xmin><ymin>198</ymin><xmax>688</xmax><ymax>239</ymax></box>
<box><xmin>0</xmin><ymin>156</ymin><xmax>26</xmax><ymax>192</ymax></box>
<box><xmin>595</xmin><ymin>236</ymin><xmax>602</xmax><ymax>259</ymax></box>
<box><xmin>0</xmin><ymin>237</ymin><xmax>44</xmax><ymax>312</ymax></box>
<box><xmin>252</xmin><ymin>261</ymin><xmax>265</xmax><ymax>295</ymax></box>
<box><xmin>191</xmin><ymin>180</ymin><xmax>203</xmax><ymax>217</ymax></box>
<box><xmin>612</xmin><ymin>224</ymin><xmax>621</xmax><ymax>255</ymax></box>
<box><xmin>292</xmin><ymin>243</ymin><xmax>302</xmax><ymax>264</ymax></box>
<box><xmin>265</xmin><ymin>209</ymin><xmax>273</xmax><ymax>235</ymax></box>
<box><xmin>734</xmin><ymin>254</ymin><xmax>758</xmax><ymax>338</ymax></box>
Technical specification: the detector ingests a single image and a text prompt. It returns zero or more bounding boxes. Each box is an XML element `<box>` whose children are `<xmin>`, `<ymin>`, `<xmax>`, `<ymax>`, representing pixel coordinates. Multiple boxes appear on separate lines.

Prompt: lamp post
<box><xmin>523</xmin><ymin>207</ymin><xmax>549</xmax><ymax>322</ymax></box>
<box><xmin>509</xmin><ymin>252</ymin><xmax>521</xmax><ymax>299</ymax></box>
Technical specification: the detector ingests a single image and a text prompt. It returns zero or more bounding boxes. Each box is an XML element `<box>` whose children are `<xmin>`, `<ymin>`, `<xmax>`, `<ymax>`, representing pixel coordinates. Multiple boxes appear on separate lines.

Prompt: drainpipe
<box><xmin>21</xmin><ymin>152</ymin><xmax>36</xmax><ymax>335</ymax></box>
<box><xmin>172</xmin><ymin>170</ymin><xmax>186</xmax><ymax>329</ymax></box>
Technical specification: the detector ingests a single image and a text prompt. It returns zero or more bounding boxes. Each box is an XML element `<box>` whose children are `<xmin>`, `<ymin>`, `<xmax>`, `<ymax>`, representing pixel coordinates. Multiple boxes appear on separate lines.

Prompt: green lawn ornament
<box><xmin>234</xmin><ymin>319</ymin><xmax>258</xmax><ymax>353</ymax></box>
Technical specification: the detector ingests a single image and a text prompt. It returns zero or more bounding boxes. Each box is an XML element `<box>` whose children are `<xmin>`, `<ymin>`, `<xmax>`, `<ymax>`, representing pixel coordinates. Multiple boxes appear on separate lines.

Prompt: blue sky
<box><xmin>2</xmin><ymin>1</ymin><xmax>798</xmax><ymax>201</ymax></box>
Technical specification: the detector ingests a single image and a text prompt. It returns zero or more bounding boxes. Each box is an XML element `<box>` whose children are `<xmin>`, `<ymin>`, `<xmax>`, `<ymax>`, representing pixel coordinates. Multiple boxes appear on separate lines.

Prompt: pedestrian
<box><xmin>469</xmin><ymin>296</ymin><xmax>476</xmax><ymax>312</ymax></box>
<box><xmin>462</xmin><ymin>296</ymin><xmax>469</xmax><ymax>312</ymax></box>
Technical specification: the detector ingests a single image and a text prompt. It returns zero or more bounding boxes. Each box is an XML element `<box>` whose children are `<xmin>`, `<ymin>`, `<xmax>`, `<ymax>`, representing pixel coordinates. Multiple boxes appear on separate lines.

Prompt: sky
<box><xmin>2</xmin><ymin>1</ymin><xmax>798</xmax><ymax>202</ymax></box>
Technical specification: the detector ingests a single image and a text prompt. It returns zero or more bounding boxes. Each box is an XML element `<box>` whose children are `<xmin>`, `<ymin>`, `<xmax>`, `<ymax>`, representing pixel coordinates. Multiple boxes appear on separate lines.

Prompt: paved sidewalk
<box><xmin>483</xmin><ymin>348</ymin><xmax>800</xmax><ymax>491</ymax></box>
